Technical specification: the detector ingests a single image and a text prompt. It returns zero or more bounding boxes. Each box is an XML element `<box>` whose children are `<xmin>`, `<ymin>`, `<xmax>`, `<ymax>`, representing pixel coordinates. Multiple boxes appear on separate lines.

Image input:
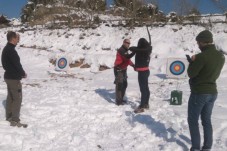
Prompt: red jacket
<box><xmin>114</xmin><ymin>45</ymin><xmax>135</xmax><ymax>70</ymax></box>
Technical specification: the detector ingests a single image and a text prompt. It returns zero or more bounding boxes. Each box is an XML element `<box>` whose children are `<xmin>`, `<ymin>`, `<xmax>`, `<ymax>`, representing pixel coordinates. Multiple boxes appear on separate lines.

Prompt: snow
<box><xmin>0</xmin><ymin>20</ymin><xmax>227</xmax><ymax>151</ymax></box>
<box><xmin>9</xmin><ymin>18</ymin><xmax>22</xmax><ymax>26</ymax></box>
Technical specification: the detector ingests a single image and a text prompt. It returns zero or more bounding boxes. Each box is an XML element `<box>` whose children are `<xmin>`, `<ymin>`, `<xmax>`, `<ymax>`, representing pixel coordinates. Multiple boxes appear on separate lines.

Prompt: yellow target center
<box><xmin>60</xmin><ymin>61</ymin><xmax>65</xmax><ymax>65</ymax></box>
<box><xmin>174</xmin><ymin>65</ymin><xmax>180</xmax><ymax>71</ymax></box>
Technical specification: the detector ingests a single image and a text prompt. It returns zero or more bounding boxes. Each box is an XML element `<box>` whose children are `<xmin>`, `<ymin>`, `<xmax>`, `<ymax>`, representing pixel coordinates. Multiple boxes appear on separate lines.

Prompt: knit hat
<box><xmin>196</xmin><ymin>30</ymin><xmax>213</xmax><ymax>43</ymax></box>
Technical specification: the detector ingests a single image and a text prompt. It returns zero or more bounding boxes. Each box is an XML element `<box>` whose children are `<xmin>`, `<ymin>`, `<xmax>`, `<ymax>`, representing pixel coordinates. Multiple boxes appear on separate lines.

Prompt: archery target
<box><xmin>55</xmin><ymin>57</ymin><xmax>69</xmax><ymax>71</ymax></box>
<box><xmin>166</xmin><ymin>58</ymin><xmax>189</xmax><ymax>79</ymax></box>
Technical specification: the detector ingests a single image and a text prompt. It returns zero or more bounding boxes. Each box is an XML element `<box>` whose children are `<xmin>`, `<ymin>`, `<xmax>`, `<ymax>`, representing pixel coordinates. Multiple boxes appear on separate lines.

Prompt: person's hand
<box><xmin>129</xmin><ymin>46</ymin><xmax>136</xmax><ymax>51</ymax></box>
<box><xmin>134</xmin><ymin>67</ymin><xmax>137</xmax><ymax>71</ymax></box>
<box><xmin>131</xmin><ymin>64</ymin><xmax>136</xmax><ymax>71</ymax></box>
<box><xmin>114</xmin><ymin>66</ymin><xmax>121</xmax><ymax>71</ymax></box>
<box><xmin>22</xmin><ymin>73</ymin><xmax>27</xmax><ymax>78</ymax></box>
<box><xmin>191</xmin><ymin>55</ymin><xmax>196</xmax><ymax>61</ymax></box>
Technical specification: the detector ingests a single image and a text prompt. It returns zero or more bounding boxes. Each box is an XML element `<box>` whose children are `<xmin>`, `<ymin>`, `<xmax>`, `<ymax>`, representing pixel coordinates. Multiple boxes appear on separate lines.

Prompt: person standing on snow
<box><xmin>129</xmin><ymin>38</ymin><xmax>152</xmax><ymax>113</ymax></box>
<box><xmin>1</xmin><ymin>31</ymin><xmax>27</xmax><ymax>127</ymax></box>
<box><xmin>187</xmin><ymin>30</ymin><xmax>225</xmax><ymax>151</ymax></box>
<box><xmin>114</xmin><ymin>39</ymin><xmax>135</xmax><ymax>105</ymax></box>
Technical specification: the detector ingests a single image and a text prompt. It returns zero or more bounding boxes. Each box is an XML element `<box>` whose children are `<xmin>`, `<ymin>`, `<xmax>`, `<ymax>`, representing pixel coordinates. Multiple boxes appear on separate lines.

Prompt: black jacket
<box><xmin>129</xmin><ymin>38</ymin><xmax>152</xmax><ymax>69</ymax></box>
<box><xmin>1</xmin><ymin>43</ymin><xmax>25</xmax><ymax>80</ymax></box>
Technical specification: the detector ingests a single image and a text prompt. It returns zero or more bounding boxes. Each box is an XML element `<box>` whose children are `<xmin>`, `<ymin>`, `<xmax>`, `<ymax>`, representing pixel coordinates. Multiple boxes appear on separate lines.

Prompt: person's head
<box><xmin>137</xmin><ymin>38</ymin><xmax>149</xmax><ymax>48</ymax></box>
<box><xmin>7</xmin><ymin>31</ymin><xmax>19</xmax><ymax>45</ymax></box>
<box><xmin>123</xmin><ymin>39</ymin><xmax>131</xmax><ymax>49</ymax></box>
<box><xmin>196</xmin><ymin>30</ymin><xmax>213</xmax><ymax>51</ymax></box>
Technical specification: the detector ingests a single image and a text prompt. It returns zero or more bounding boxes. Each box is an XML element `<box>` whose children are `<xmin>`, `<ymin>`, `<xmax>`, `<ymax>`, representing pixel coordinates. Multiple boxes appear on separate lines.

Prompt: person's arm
<box><xmin>187</xmin><ymin>54</ymin><xmax>204</xmax><ymax>78</ymax></box>
<box><xmin>10</xmin><ymin>49</ymin><xmax>26</xmax><ymax>77</ymax></box>
<box><xmin>114</xmin><ymin>52</ymin><xmax>123</xmax><ymax>68</ymax></box>
<box><xmin>127</xmin><ymin>51</ymin><xmax>136</xmax><ymax>58</ymax></box>
<box><xmin>129</xmin><ymin>46</ymin><xmax>152</xmax><ymax>53</ymax></box>
<box><xmin>129</xmin><ymin>59</ymin><xmax>134</xmax><ymax>67</ymax></box>
<box><xmin>118</xmin><ymin>48</ymin><xmax>135</xmax><ymax>59</ymax></box>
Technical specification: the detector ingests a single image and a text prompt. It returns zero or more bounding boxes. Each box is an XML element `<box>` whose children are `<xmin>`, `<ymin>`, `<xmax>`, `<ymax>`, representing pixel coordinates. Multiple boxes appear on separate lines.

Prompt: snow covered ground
<box><xmin>0</xmin><ymin>22</ymin><xmax>226</xmax><ymax>151</ymax></box>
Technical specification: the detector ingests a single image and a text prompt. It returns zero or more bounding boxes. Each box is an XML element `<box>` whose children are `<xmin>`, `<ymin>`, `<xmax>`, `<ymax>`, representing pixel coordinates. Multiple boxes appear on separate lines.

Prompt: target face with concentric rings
<box><xmin>57</xmin><ymin>57</ymin><xmax>68</xmax><ymax>69</ymax></box>
<box><xmin>166</xmin><ymin>58</ymin><xmax>188</xmax><ymax>79</ymax></box>
<box><xmin>169</xmin><ymin>61</ymin><xmax>185</xmax><ymax>75</ymax></box>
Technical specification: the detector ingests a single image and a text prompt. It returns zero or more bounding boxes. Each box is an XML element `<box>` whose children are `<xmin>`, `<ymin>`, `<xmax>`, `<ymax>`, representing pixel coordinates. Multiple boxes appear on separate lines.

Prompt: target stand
<box><xmin>166</xmin><ymin>58</ymin><xmax>189</xmax><ymax>105</ymax></box>
<box><xmin>55</xmin><ymin>56</ymin><xmax>69</xmax><ymax>72</ymax></box>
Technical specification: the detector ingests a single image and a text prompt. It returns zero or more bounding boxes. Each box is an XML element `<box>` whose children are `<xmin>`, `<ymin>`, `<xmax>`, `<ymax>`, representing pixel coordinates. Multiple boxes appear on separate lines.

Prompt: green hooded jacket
<box><xmin>187</xmin><ymin>44</ymin><xmax>225</xmax><ymax>94</ymax></box>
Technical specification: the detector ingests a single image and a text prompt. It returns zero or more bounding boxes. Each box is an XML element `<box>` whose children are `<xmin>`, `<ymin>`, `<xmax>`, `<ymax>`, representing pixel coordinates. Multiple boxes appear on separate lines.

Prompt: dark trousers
<box><xmin>114</xmin><ymin>69</ymin><xmax>127</xmax><ymax>103</ymax></box>
<box><xmin>138</xmin><ymin>70</ymin><xmax>150</xmax><ymax>107</ymax></box>
<box><xmin>5</xmin><ymin>79</ymin><xmax>22</xmax><ymax>122</ymax></box>
<box><xmin>188</xmin><ymin>93</ymin><xmax>217</xmax><ymax>151</ymax></box>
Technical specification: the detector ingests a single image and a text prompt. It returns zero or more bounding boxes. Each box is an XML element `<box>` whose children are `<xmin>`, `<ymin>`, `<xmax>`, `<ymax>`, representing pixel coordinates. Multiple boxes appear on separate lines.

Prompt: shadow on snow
<box><xmin>95</xmin><ymin>88</ymin><xmax>116</xmax><ymax>104</ymax></box>
<box><xmin>2</xmin><ymin>99</ymin><xmax>6</xmax><ymax>109</ymax></box>
<box><xmin>125</xmin><ymin>112</ymin><xmax>191</xmax><ymax>150</ymax></box>
<box><xmin>95</xmin><ymin>88</ymin><xmax>139</xmax><ymax>109</ymax></box>
<box><xmin>155</xmin><ymin>74</ymin><xmax>167</xmax><ymax>79</ymax></box>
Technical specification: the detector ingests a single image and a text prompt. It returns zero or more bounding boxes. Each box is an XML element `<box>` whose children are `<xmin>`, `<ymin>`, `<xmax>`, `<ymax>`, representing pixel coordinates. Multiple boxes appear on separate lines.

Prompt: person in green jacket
<box><xmin>187</xmin><ymin>30</ymin><xmax>225</xmax><ymax>151</ymax></box>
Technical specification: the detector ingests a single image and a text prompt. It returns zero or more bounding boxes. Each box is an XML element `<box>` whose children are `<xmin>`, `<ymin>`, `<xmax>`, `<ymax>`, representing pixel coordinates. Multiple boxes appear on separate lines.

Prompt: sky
<box><xmin>0</xmin><ymin>0</ymin><xmax>226</xmax><ymax>18</ymax></box>
<box><xmin>0</xmin><ymin>0</ymin><xmax>27</xmax><ymax>18</ymax></box>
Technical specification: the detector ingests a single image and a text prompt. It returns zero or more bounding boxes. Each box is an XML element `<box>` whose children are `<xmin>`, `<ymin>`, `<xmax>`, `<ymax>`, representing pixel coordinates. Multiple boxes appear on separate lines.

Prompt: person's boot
<box><xmin>190</xmin><ymin>148</ymin><xmax>200</xmax><ymax>151</ymax></box>
<box><xmin>6</xmin><ymin>113</ymin><xmax>12</xmax><ymax>122</ymax></box>
<box><xmin>116</xmin><ymin>101</ymin><xmax>124</xmax><ymax>106</ymax></box>
<box><xmin>201</xmin><ymin>149</ymin><xmax>211</xmax><ymax>151</ymax></box>
<box><xmin>10</xmin><ymin>121</ymin><xmax>28</xmax><ymax>128</ymax></box>
<box><xmin>134</xmin><ymin>106</ymin><xmax>145</xmax><ymax>113</ymax></box>
<box><xmin>6</xmin><ymin>117</ymin><xmax>12</xmax><ymax>122</ymax></box>
<box><xmin>122</xmin><ymin>99</ymin><xmax>128</xmax><ymax>104</ymax></box>
<box><xmin>144</xmin><ymin>104</ymin><xmax>149</xmax><ymax>109</ymax></box>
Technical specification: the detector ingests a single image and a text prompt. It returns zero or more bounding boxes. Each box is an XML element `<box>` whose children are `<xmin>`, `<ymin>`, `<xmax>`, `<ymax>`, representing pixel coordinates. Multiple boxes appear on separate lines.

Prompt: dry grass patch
<box><xmin>69</xmin><ymin>59</ymin><xmax>84</xmax><ymax>68</ymax></box>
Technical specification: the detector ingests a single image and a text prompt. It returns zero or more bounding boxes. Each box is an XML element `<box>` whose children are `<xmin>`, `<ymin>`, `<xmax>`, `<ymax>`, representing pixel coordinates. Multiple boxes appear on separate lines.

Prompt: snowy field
<box><xmin>0</xmin><ymin>22</ymin><xmax>227</xmax><ymax>151</ymax></box>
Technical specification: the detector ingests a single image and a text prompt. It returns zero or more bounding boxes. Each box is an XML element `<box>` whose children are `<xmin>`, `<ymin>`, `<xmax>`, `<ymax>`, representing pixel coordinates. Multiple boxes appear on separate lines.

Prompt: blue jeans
<box><xmin>188</xmin><ymin>93</ymin><xmax>217</xmax><ymax>151</ymax></box>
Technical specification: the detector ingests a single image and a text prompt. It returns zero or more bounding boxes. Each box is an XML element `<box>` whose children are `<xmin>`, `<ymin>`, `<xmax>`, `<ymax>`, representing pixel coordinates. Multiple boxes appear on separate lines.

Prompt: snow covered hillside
<box><xmin>0</xmin><ymin>22</ymin><xmax>226</xmax><ymax>151</ymax></box>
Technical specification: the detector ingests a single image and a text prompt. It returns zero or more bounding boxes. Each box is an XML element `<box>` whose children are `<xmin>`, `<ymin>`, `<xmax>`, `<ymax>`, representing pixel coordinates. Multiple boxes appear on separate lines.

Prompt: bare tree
<box><xmin>113</xmin><ymin>0</ymin><xmax>145</xmax><ymax>17</ymax></box>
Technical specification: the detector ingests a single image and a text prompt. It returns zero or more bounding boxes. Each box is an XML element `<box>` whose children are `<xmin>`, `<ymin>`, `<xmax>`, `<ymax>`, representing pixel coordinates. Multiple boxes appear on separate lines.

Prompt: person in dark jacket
<box><xmin>114</xmin><ymin>39</ymin><xmax>135</xmax><ymax>105</ymax></box>
<box><xmin>187</xmin><ymin>30</ymin><xmax>225</xmax><ymax>151</ymax></box>
<box><xmin>129</xmin><ymin>38</ymin><xmax>152</xmax><ymax>113</ymax></box>
<box><xmin>1</xmin><ymin>31</ymin><xmax>27</xmax><ymax>127</ymax></box>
